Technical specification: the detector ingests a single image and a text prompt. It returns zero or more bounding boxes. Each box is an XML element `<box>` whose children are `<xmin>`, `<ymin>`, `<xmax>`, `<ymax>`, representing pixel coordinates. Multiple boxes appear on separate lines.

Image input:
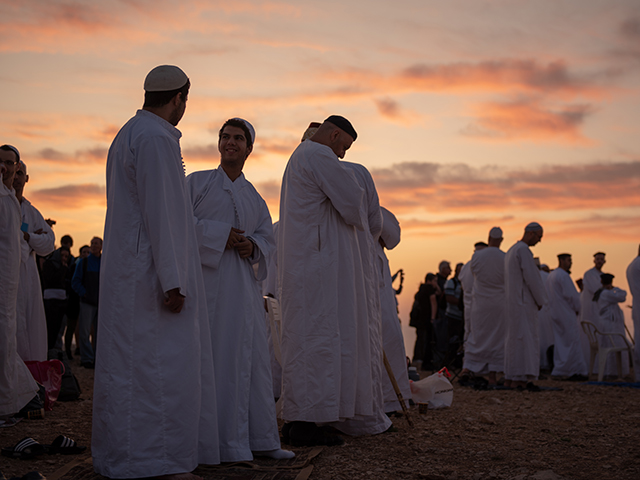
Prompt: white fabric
<box><xmin>580</xmin><ymin>267</ymin><xmax>604</xmax><ymax>372</ymax></box>
<box><xmin>15</xmin><ymin>197</ymin><xmax>54</xmax><ymax>362</ymax></box>
<box><xmin>595</xmin><ymin>287</ymin><xmax>630</xmax><ymax>377</ymax></box>
<box><xmin>0</xmin><ymin>178</ymin><xmax>38</xmax><ymax>416</ymax></box>
<box><xmin>626</xmin><ymin>255</ymin><xmax>640</xmax><ymax>381</ymax></box>
<box><xmin>458</xmin><ymin>261</ymin><xmax>473</xmax><ymax>345</ymax></box>
<box><xmin>464</xmin><ymin>247</ymin><xmax>505</xmax><ymax>374</ymax></box>
<box><xmin>187</xmin><ymin>166</ymin><xmax>280</xmax><ymax>462</ymax></box>
<box><xmin>92</xmin><ymin>110</ymin><xmax>219</xmax><ymax>478</ymax></box>
<box><xmin>262</xmin><ymin>222</ymin><xmax>282</xmax><ymax>399</ymax></box>
<box><xmin>504</xmin><ymin>241</ymin><xmax>547</xmax><ymax>380</ymax></box>
<box><xmin>329</xmin><ymin>161</ymin><xmax>390</xmax><ymax>433</ymax></box>
<box><xmin>546</xmin><ymin>269</ymin><xmax>587</xmax><ymax>376</ymax></box>
<box><xmin>278</xmin><ymin>140</ymin><xmax>389</xmax><ymax>433</ymax></box>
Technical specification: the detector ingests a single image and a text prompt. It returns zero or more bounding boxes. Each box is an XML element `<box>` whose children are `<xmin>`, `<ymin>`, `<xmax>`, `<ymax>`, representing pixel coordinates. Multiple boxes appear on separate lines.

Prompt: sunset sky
<box><xmin>2</xmin><ymin>0</ymin><xmax>639</xmax><ymax>344</ymax></box>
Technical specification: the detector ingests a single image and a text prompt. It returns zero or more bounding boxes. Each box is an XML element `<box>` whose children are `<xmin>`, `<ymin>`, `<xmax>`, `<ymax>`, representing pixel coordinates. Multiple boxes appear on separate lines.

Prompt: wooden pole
<box><xmin>382</xmin><ymin>350</ymin><xmax>413</xmax><ymax>428</ymax></box>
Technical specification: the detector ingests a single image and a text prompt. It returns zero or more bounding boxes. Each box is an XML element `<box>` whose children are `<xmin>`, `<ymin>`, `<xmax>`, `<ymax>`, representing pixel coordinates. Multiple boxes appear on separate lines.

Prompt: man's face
<box><xmin>90</xmin><ymin>238</ymin><xmax>102</xmax><ymax>257</ymax></box>
<box><xmin>455</xmin><ymin>264</ymin><xmax>462</xmax><ymax>277</ymax></box>
<box><xmin>0</xmin><ymin>149</ymin><xmax>18</xmax><ymax>187</ymax></box>
<box><xmin>329</xmin><ymin>130</ymin><xmax>353</xmax><ymax>159</ymax></box>
<box><xmin>12</xmin><ymin>162</ymin><xmax>28</xmax><ymax>193</ymax></box>
<box><xmin>219</xmin><ymin>125</ymin><xmax>252</xmax><ymax>168</ymax></box>
<box><xmin>169</xmin><ymin>93</ymin><xmax>187</xmax><ymax>126</ymax></box>
<box><xmin>560</xmin><ymin>256</ymin><xmax>572</xmax><ymax>271</ymax></box>
<box><xmin>80</xmin><ymin>247</ymin><xmax>90</xmax><ymax>259</ymax></box>
<box><xmin>594</xmin><ymin>254</ymin><xmax>606</xmax><ymax>270</ymax></box>
<box><xmin>528</xmin><ymin>229</ymin><xmax>543</xmax><ymax>246</ymax></box>
<box><xmin>440</xmin><ymin>263</ymin><xmax>451</xmax><ymax>278</ymax></box>
<box><xmin>60</xmin><ymin>250</ymin><xmax>70</xmax><ymax>266</ymax></box>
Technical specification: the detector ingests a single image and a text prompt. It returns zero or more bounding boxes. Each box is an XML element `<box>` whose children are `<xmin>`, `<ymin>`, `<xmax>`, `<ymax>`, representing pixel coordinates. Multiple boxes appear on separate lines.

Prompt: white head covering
<box><xmin>489</xmin><ymin>226</ymin><xmax>503</xmax><ymax>238</ymax></box>
<box><xmin>525</xmin><ymin>222</ymin><xmax>543</xmax><ymax>232</ymax></box>
<box><xmin>144</xmin><ymin>65</ymin><xmax>189</xmax><ymax>92</ymax></box>
<box><xmin>231</xmin><ymin>117</ymin><xmax>255</xmax><ymax>144</ymax></box>
<box><xmin>380</xmin><ymin>207</ymin><xmax>401</xmax><ymax>250</ymax></box>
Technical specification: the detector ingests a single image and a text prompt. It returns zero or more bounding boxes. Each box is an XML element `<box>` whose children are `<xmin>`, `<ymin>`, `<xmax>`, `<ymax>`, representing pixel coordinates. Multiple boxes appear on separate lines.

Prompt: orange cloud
<box><xmin>374</xmin><ymin>97</ymin><xmax>423</xmax><ymax>126</ymax></box>
<box><xmin>29</xmin><ymin>183</ymin><xmax>106</xmax><ymax>210</ymax></box>
<box><xmin>461</xmin><ymin>97</ymin><xmax>595</xmax><ymax>144</ymax></box>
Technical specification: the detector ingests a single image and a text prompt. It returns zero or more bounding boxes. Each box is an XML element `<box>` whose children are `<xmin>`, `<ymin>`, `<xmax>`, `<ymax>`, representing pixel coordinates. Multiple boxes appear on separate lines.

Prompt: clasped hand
<box><xmin>226</xmin><ymin>227</ymin><xmax>254</xmax><ymax>259</ymax></box>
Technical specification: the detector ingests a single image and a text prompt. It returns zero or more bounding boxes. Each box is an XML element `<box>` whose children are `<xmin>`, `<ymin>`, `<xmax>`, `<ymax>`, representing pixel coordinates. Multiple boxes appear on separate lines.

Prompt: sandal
<box><xmin>46</xmin><ymin>435</ymin><xmax>86</xmax><ymax>455</ymax></box>
<box><xmin>1</xmin><ymin>438</ymin><xmax>46</xmax><ymax>459</ymax></box>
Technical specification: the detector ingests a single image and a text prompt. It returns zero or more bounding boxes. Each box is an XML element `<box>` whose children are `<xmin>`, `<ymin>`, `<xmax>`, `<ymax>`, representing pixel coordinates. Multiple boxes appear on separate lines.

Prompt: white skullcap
<box><xmin>231</xmin><ymin>118</ymin><xmax>256</xmax><ymax>144</ymax></box>
<box><xmin>489</xmin><ymin>226</ymin><xmax>503</xmax><ymax>238</ymax></box>
<box><xmin>525</xmin><ymin>222</ymin><xmax>542</xmax><ymax>232</ymax></box>
<box><xmin>380</xmin><ymin>207</ymin><xmax>401</xmax><ymax>250</ymax></box>
<box><xmin>144</xmin><ymin>65</ymin><xmax>189</xmax><ymax>92</ymax></box>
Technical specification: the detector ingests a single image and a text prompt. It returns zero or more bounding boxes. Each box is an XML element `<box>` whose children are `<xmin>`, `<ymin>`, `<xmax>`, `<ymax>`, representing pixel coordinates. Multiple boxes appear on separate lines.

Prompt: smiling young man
<box><xmin>187</xmin><ymin>118</ymin><xmax>293</xmax><ymax>462</ymax></box>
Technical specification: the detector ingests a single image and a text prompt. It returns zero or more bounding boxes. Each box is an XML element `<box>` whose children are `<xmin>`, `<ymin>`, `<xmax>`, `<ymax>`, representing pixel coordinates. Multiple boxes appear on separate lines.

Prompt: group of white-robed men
<box><xmin>91</xmin><ymin>65</ymin><xmax>410</xmax><ymax>480</ymax></box>
<box><xmin>459</xmin><ymin>224</ymin><xmax>640</xmax><ymax>389</ymax></box>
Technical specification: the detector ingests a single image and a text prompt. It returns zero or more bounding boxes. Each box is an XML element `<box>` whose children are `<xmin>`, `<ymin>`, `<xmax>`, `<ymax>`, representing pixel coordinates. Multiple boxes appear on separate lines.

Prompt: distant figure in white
<box><xmin>464</xmin><ymin>227</ymin><xmax>505</xmax><ymax>385</ymax></box>
<box><xmin>626</xmin><ymin>245</ymin><xmax>640</xmax><ymax>381</ymax></box>
<box><xmin>579</xmin><ymin>252</ymin><xmax>607</xmax><ymax>371</ymax></box>
<box><xmin>458</xmin><ymin>241</ymin><xmax>487</xmax><ymax>355</ymax></box>
<box><xmin>504</xmin><ymin>222</ymin><xmax>547</xmax><ymax>389</ymax></box>
<box><xmin>545</xmin><ymin>254</ymin><xmax>587</xmax><ymax>379</ymax></box>
<box><xmin>187</xmin><ymin>118</ymin><xmax>293</xmax><ymax>461</ymax></box>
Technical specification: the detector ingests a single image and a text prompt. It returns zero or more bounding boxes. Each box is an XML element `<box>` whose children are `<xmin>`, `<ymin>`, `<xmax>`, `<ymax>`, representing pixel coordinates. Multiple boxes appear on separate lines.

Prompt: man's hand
<box><xmin>22</xmin><ymin>231</ymin><xmax>30</xmax><ymax>242</ymax></box>
<box><xmin>164</xmin><ymin>287</ymin><xmax>185</xmax><ymax>313</ymax></box>
<box><xmin>226</xmin><ymin>227</ymin><xmax>245</xmax><ymax>250</ymax></box>
<box><xmin>235</xmin><ymin>236</ymin><xmax>254</xmax><ymax>259</ymax></box>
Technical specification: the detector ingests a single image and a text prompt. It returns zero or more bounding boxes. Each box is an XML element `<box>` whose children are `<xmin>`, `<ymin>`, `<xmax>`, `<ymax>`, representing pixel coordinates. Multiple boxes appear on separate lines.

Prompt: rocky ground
<box><xmin>1</xmin><ymin>361</ymin><xmax>639</xmax><ymax>480</ymax></box>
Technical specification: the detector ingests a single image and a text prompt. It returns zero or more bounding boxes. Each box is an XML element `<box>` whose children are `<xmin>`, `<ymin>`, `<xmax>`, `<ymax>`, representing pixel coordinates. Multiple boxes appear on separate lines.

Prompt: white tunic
<box><xmin>537</xmin><ymin>270</ymin><xmax>554</xmax><ymax>370</ymax></box>
<box><xmin>595</xmin><ymin>287</ymin><xmax>630</xmax><ymax>377</ymax></box>
<box><xmin>187</xmin><ymin>166</ymin><xmax>280</xmax><ymax>462</ymax></box>
<box><xmin>16</xmin><ymin>197</ymin><xmax>54</xmax><ymax>362</ymax></box>
<box><xmin>504</xmin><ymin>241</ymin><xmax>547</xmax><ymax>380</ymax></box>
<box><xmin>546</xmin><ymin>269</ymin><xmax>586</xmax><ymax>377</ymax></box>
<box><xmin>464</xmin><ymin>247</ymin><xmax>505</xmax><ymax>374</ymax></box>
<box><xmin>626</xmin><ymin>255</ymin><xmax>640</xmax><ymax>381</ymax></box>
<box><xmin>0</xmin><ymin>178</ymin><xmax>38</xmax><ymax>416</ymax></box>
<box><xmin>92</xmin><ymin>110</ymin><xmax>219</xmax><ymax>478</ymax></box>
<box><xmin>377</xmin><ymin>207</ymin><xmax>411</xmax><ymax>413</ymax></box>
<box><xmin>278</xmin><ymin>140</ymin><xmax>385</xmax><ymax>429</ymax></box>
<box><xmin>580</xmin><ymin>267</ymin><xmax>604</xmax><ymax>370</ymax></box>
<box><xmin>262</xmin><ymin>221</ymin><xmax>282</xmax><ymax>399</ymax></box>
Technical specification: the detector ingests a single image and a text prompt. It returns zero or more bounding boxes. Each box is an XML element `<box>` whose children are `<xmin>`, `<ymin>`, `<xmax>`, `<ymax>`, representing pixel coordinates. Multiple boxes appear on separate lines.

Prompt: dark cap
<box><xmin>557</xmin><ymin>253</ymin><xmax>571</xmax><ymax>260</ymax></box>
<box><xmin>324</xmin><ymin>115</ymin><xmax>357</xmax><ymax>140</ymax></box>
<box><xmin>600</xmin><ymin>273</ymin><xmax>614</xmax><ymax>284</ymax></box>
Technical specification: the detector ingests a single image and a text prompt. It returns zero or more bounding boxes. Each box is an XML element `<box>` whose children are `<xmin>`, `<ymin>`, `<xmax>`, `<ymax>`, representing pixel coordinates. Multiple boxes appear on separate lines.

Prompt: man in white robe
<box><xmin>546</xmin><ymin>254</ymin><xmax>587</xmax><ymax>379</ymax></box>
<box><xmin>187</xmin><ymin>118</ymin><xmax>292</xmax><ymax>462</ymax></box>
<box><xmin>0</xmin><ymin>146</ymin><xmax>39</xmax><ymax>420</ymax></box>
<box><xmin>338</xmin><ymin>159</ymin><xmax>390</xmax><ymax>433</ymax></box>
<box><xmin>13</xmin><ymin>160</ymin><xmax>54</xmax><ymax>362</ymax></box>
<box><xmin>626</xmin><ymin>245</ymin><xmax>640</xmax><ymax>381</ymax></box>
<box><xmin>458</xmin><ymin>242</ymin><xmax>487</xmax><ymax>350</ymax></box>
<box><xmin>464</xmin><ymin>227</ymin><xmax>505</xmax><ymax>385</ymax></box>
<box><xmin>579</xmin><ymin>252</ymin><xmax>606</xmax><ymax>372</ymax></box>
<box><xmin>377</xmin><ymin>207</ymin><xmax>412</xmax><ymax>413</ymax></box>
<box><xmin>92</xmin><ymin>65</ymin><xmax>219</xmax><ymax>479</ymax></box>
<box><xmin>279</xmin><ymin>116</ymin><xmax>388</xmax><ymax>446</ymax></box>
<box><xmin>504</xmin><ymin>222</ymin><xmax>547</xmax><ymax>388</ymax></box>
<box><xmin>594</xmin><ymin>274</ymin><xmax>630</xmax><ymax>377</ymax></box>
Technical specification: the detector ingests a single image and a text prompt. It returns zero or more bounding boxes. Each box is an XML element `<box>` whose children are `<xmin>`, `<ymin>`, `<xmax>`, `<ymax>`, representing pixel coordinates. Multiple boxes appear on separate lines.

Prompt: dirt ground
<box><xmin>1</xmin><ymin>360</ymin><xmax>639</xmax><ymax>480</ymax></box>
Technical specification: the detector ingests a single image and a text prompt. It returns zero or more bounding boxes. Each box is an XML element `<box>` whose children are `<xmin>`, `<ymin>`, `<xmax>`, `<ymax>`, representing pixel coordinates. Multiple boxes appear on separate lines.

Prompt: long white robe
<box><xmin>93</xmin><ymin>110</ymin><xmax>219</xmax><ymax>478</ymax></box>
<box><xmin>626</xmin><ymin>256</ymin><xmax>640</xmax><ymax>381</ymax></box>
<box><xmin>546</xmin><ymin>269</ymin><xmax>586</xmax><ymax>377</ymax></box>
<box><xmin>504</xmin><ymin>241</ymin><xmax>547</xmax><ymax>380</ymax></box>
<box><xmin>279</xmin><ymin>140</ymin><xmax>386</xmax><ymax>430</ymax></box>
<box><xmin>580</xmin><ymin>267</ymin><xmax>604</xmax><ymax>371</ymax></box>
<box><xmin>16</xmin><ymin>197</ymin><xmax>54</xmax><ymax>362</ymax></box>
<box><xmin>187</xmin><ymin>166</ymin><xmax>280</xmax><ymax>462</ymax></box>
<box><xmin>458</xmin><ymin>261</ymin><xmax>473</xmax><ymax>345</ymax></box>
<box><xmin>262</xmin><ymin>221</ymin><xmax>282</xmax><ymax>399</ymax></box>
<box><xmin>537</xmin><ymin>270</ymin><xmax>554</xmax><ymax>370</ymax></box>
<box><xmin>595</xmin><ymin>287</ymin><xmax>630</xmax><ymax>377</ymax></box>
<box><xmin>377</xmin><ymin>207</ymin><xmax>411</xmax><ymax>413</ymax></box>
<box><xmin>0</xmin><ymin>178</ymin><xmax>38</xmax><ymax>416</ymax></box>
<box><xmin>464</xmin><ymin>247</ymin><xmax>505</xmax><ymax>374</ymax></box>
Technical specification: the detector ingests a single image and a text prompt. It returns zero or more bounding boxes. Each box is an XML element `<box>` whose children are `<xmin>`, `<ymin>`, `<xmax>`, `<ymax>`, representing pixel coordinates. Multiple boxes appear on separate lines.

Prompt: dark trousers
<box><xmin>413</xmin><ymin>322</ymin><xmax>434</xmax><ymax>370</ymax></box>
<box><xmin>44</xmin><ymin>298</ymin><xmax>67</xmax><ymax>350</ymax></box>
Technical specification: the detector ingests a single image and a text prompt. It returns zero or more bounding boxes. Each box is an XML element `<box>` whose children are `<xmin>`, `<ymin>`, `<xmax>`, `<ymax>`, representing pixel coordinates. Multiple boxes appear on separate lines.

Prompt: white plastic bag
<box><xmin>410</xmin><ymin>367</ymin><xmax>454</xmax><ymax>409</ymax></box>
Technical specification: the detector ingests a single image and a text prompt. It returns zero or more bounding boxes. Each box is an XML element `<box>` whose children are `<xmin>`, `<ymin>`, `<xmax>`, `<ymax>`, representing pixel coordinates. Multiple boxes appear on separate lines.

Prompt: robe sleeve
<box><xmin>562</xmin><ymin>273</ymin><xmax>581</xmax><ymax>313</ymax></box>
<box><xmin>245</xmin><ymin>197</ymin><xmax>275</xmax><ymax>282</ymax></box>
<box><xmin>521</xmin><ymin>248</ymin><xmax>547</xmax><ymax>307</ymax></box>
<box><xmin>26</xmin><ymin>205</ymin><xmax>55</xmax><ymax>256</ymax></box>
<box><xmin>311</xmin><ymin>150</ymin><xmax>365</xmax><ymax>230</ymax></box>
<box><xmin>193</xmin><ymin>217</ymin><xmax>232</xmax><ymax>270</ymax></box>
<box><xmin>136</xmin><ymin>135</ymin><xmax>189</xmax><ymax>296</ymax></box>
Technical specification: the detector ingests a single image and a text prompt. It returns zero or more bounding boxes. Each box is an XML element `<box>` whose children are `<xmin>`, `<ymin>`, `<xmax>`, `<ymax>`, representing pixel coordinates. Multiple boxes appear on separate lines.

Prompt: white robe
<box><xmin>92</xmin><ymin>110</ymin><xmax>219</xmax><ymax>478</ymax></box>
<box><xmin>537</xmin><ymin>270</ymin><xmax>554</xmax><ymax>370</ymax></box>
<box><xmin>580</xmin><ymin>267</ymin><xmax>604</xmax><ymax>371</ymax></box>
<box><xmin>278</xmin><ymin>140</ymin><xmax>386</xmax><ymax>430</ymax></box>
<box><xmin>626</xmin><ymin>256</ymin><xmax>640</xmax><ymax>381</ymax></box>
<box><xmin>0</xmin><ymin>178</ymin><xmax>38</xmax><ymax>416</ymax></box>
<box><xmin>546</xmin><ymin>269</ymin><xmax>586</xmax><ymax>377</ymax></box>
<box><xmin>262</xmin><ymin>221</ymin><xmax>282</xmax><ymax>399</ymax></box>
<box><xmin>504</xmin><ymin>241</ymin><xmax>547</xmax><ymax>380</ymax></box>
<box><xmin>595</xmin><ymin>287</ymin><xmax>630</xmax><ymax>377</ymax></box>
<box><xmin>187</xmin><ymin>166</ymin><xmax>280</xmax><ymax>462</ymax></box>
<box><xmin>458</xmin><ymin>261</ymin><xmax>473</xmax><ymax>344</ymax></box>
<box><xmin>377</xmin><ymin>207</ymin><xmax>411</xmax><ymax>413</ymax></box>
<box><xmin>16</xmin><ymin>197</ymin><xmax>54</xmax><ymax>362</ymax></box>
<box><xmin>464</xmin><ymin>247</ymin><xmax>505</xmax><ymax>374</ymax></box>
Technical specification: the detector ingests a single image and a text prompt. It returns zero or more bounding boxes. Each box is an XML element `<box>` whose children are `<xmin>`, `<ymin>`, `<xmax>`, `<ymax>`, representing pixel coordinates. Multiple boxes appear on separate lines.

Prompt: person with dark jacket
<box><xmin>42</xmin><ymin>246</ymin><xmax>71</xmax><ymax>349</ymax></box>
<box><xmin>410</xmin><ymin>273</ymin><xmax>439</xmax><ymax>370</ymax></box>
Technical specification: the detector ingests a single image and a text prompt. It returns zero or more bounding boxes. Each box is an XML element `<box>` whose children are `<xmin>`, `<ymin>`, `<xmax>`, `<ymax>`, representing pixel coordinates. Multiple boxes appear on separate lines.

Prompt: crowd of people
<box><xmin>410</xmin><ymin>225</ymin><xmax>640</xmax><ymax>390</ymax></box>
<box><xmin>1</xmin><ymin>64</ymin><xmax>639</xmax><ymax>480</ymax></box>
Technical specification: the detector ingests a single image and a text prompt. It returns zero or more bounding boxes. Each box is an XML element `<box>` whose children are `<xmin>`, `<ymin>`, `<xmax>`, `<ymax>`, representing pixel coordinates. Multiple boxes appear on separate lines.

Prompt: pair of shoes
<box><xmin>2</xmin><ymin>436</ymin><xmax>86</xmax><ymax>459</ymax></box>
<box><xmin>47</xmin><ymin>436</ymin><xmax>87</xmax><ymax>455</ymax></box>
<box><xmin>7</xmin><ymin>472</ymin><xmax>46</xmax><ymax>480</ymax></box>
<box><xmin>516</xmin><ymin>382</ymin><xmax>541</xmax><ymax>392</ymax></box>
<box><xmin>81</xmin><ymin>362</ymin><xmax>95</xmax><ymax>369</ymax></box>
<box><xmin>288</xmin><ymin>422</ymin><xmax>344</xmax><ymax>447</ymax></box>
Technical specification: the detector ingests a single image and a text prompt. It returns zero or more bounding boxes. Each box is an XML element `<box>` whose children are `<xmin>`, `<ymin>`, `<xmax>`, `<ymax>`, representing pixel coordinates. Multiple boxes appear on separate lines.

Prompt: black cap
<box><xmin>557</xmin><ymin>253</ymin><xmax>571</xmax><ymax>260</ymax></box>
<box><xmin>600</xmin><ymin>273</ymin><xmax>614</xmax><ymax>284</ymax></box>
<box><xmin>324</xmin><ymin>115</ymin><xmax>357</xmax><ymax>140</ymax></box>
